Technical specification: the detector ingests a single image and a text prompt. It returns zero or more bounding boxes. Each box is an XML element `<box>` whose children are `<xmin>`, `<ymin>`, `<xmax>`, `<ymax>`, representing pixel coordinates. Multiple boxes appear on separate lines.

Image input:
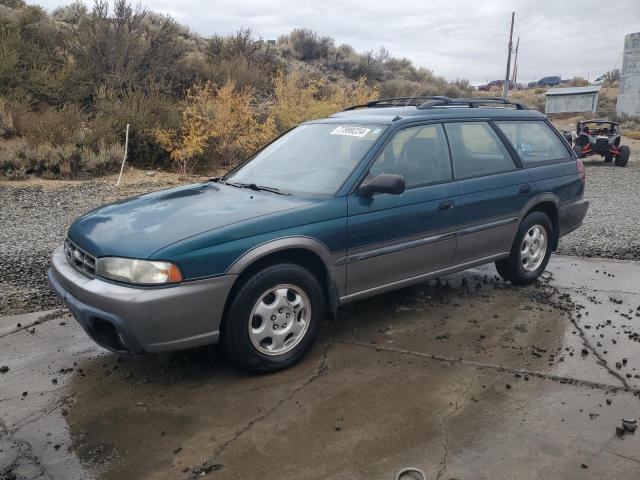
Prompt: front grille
<box><xmin>64</xmin><ymin>237</ymin><xmax>97</xmax><ymax>278</ymax></box>
<box><xmin>595</xmin><ymin>138</ymin><xmax>609</xmax><ymax>150</ymax></box>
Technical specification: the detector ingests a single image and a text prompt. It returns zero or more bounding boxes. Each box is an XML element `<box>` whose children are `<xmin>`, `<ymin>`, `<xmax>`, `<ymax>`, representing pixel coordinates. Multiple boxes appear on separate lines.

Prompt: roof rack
<box><xmin>343</xmin><ymin>96</ymin><xmax>528</xmax><ymax>111</ymax></box>
<box><xmin>343</xmin><ymin>96</ymin><xmax>451</xmax><ymax>110</ymax></box>
<box><xmin>417</xmin><ymin>97</ymin><xmax>528</xmax><ymax>110</ymax></box>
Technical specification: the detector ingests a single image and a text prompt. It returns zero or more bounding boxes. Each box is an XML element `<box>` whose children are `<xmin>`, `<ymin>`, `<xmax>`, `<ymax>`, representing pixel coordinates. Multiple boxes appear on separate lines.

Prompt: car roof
<box><xmin>311</xmin><ymin>105</ymin><xmax>544</xmax><ymax>126</ymax></box>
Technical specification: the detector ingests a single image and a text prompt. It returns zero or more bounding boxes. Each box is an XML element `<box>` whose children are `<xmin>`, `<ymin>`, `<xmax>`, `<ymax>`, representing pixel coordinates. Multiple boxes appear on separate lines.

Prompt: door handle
<box><xmin>519</xmin><ymin>184</ymin><xmax>532</xmax><ymax>194</ymax></box>
<box><xmin>438</xmin><ymin>200</ymin><xmax>454</xmax><ymax>210</ymax></box>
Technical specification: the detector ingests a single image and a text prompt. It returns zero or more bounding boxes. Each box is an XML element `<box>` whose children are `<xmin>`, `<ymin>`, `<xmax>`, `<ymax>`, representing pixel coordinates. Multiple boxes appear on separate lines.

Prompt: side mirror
<box><xmin>358</xmin><ymin>173</ymin><xmax>406</xmax><ymax>197</ymax></box>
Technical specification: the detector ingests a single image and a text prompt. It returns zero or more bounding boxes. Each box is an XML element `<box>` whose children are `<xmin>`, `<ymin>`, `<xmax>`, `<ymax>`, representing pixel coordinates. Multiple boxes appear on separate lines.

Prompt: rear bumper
<box><xmin>558</xmin><ymin>197</ymin><xmax>589</xmax><ymax>237</ymax></box>
<box><xmin>47</xmin><ymin>246</ymin><xmax>237</xmax><ymax>353</ymax></box>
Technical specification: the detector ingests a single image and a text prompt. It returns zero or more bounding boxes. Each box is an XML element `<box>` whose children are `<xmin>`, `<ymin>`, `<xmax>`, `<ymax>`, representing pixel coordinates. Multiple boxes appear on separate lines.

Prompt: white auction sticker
<box><xmin>330</xmin><ymin>126</ymin><xmax>371</xmax><ymax>137</ymax></box>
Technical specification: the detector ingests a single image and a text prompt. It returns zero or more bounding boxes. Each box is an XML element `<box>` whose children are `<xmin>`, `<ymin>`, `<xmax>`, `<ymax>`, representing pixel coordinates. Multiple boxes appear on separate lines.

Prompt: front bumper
<box><xmin>559</xmin><ymin>197</ymin><xmax>589</xmax><ymax>237</ymax></box>
<box><xmin>47</xmin><ymin>246</ymin><xmax>237</xmax><ymax>353</ymax></box>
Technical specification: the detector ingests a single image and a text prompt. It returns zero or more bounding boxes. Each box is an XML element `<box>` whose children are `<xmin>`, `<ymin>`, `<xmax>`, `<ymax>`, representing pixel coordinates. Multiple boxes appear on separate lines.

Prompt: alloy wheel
<box><xmin>248</xmin><ymin>284</ymin><xmax>311</xmax><ymax>356</ymax></box>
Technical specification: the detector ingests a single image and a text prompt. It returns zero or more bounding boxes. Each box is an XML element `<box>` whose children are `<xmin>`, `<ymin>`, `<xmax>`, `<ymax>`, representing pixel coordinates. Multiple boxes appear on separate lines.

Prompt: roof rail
<box><xmin>343</xmin><ymin>96</ymin><xmax>452</xmax><ymax>111</ymax></box>
<box><xmin>343</xmin><ymin>96</ymin><xmax>529</xmax><ymax>111</ymax></box>
<box><xmin>417</xmin><ymin>97</ymin><xmax>528</xmax><ymax>110</ymax></box>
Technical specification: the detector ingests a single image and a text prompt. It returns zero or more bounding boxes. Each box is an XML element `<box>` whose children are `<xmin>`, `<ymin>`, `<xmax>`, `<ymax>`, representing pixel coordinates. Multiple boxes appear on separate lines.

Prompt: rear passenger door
<box><xmin>346</xmin><ymin>123</ymin><xmax>458</xmax><ymax>295</ymax></box>
<box><xmin>444</xmin><ymin>121</ymin><xmax>535</xmax><ymax>265</ymax></box>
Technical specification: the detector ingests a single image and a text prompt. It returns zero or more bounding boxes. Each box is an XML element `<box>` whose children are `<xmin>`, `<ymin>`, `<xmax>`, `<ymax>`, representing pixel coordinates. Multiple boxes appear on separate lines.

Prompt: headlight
<box><xmin>96</xmin><ymin>257</ymin><xmax>182</xmax><ymax>285</ymax></box>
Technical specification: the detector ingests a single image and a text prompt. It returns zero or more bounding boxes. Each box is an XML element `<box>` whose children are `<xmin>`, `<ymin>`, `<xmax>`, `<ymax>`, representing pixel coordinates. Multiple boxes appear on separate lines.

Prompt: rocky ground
<box><xmin>555</xmin><ymin>135</ymin><xmax>640</xmax><ymax>260</ymax></box>
<box><xmin>0</xmin><ymin>170</ymin><xmax>207</xmax><ymax>315</ymax></box>
<box><xmin>0</xmin><ymin>138</ymin><xmax>638</xmax><ymax>315</ymax></box>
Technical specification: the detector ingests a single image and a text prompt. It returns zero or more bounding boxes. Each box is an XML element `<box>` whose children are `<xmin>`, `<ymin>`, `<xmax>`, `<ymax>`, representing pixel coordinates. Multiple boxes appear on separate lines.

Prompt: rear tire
<box><xmin>604</xmin><ymin>153</ymin><xmax>613</xmax><ymax>163</ymax></box>
<box><xmin>615</xmin><ymin>145</ymin><xmax>630</xmax><ymax>167</ymax></box>
<box><xmin>495</xmin><ymin>212</ymin><xmax>553</xmax><ymax>286</ymax></box>
<box><xmin>223</xmin><ymin>263</ymin><xmax>324</xmax><ymax>373</ymax></box>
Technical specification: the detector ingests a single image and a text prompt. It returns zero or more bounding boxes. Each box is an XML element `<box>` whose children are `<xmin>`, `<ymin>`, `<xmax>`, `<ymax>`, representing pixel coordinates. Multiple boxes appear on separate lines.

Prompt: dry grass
<box><xmin>0</xmin><ymin>137</ymin><xmax>124</xmax><ymax>180</ymax></box>
<box><xmin>0</xmin><ymin>167</ymin><xmax>208</xmax><ymax>190</ymax></box>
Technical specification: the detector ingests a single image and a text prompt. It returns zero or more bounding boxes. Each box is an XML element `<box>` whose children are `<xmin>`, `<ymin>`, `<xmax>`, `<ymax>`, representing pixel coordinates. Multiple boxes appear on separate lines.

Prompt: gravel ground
<box><xmin>0</xmin><ymin>172</ymin><xmax>199</xmax><ymax>315</ymax></box>
<box><xmin>0</xmin><ymin>139</ymin><xmax>638</xmax><ymax>315</ymax></box>
<box><xmin>556</xmin><ymin>135</ymin><xmax>640</xmax><ymax>259</ymax></box>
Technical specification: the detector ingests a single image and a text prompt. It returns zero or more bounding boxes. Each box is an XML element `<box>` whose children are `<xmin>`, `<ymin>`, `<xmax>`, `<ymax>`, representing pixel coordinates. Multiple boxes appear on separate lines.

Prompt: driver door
<box><xmin>346</xmin><ymin>123</ymin><xmax>459</xmax><ymax>296</ymax></box>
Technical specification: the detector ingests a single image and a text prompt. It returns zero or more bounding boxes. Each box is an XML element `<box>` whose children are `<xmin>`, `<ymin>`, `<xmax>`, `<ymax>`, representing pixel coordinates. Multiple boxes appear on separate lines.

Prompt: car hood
<box><xmin>68</xmin><ymin>182</ymin><xmax>318</xmax><ymax>258</ymax></box>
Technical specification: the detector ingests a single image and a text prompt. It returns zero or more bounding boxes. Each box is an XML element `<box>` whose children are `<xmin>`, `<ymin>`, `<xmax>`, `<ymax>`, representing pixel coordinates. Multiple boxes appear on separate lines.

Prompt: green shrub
<box><xmin>0</xmin><ymin>137</ymin><xmax>34</xmax><ymax>178</ymax></box>
<box><xmin>284</xmin><ymin>29</ymin><xmax>334</xmax><ymax>61</ymax></box>
<box><xmin>82</xmin><ymin>142</ymin><xmax>124</xmax><ymax>173</ymax></box>
<box><xmin>125</xmin><ymin>131</ymin><xmax>169</xmax><ymax>169</ymax></box>
<box><xmin>15</xmin><ymin>103</ymin><xmax>86</xmax><ymax>146</ymax></box>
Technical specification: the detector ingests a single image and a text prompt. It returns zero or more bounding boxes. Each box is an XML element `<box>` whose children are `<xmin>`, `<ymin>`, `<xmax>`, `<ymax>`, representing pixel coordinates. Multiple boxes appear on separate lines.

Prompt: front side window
<box><xmin>444</xmin><ymin>122</ymin><xmax>515</xmax><ymax>179</ymax></box>
<box><xmin>496</xmin><ymin>121</ymin><xmax>569</xmax><ymax>163</ymax></box>
<box><xmin>225</xmin><ymin>123</ymin><xmax>386</xmax><ymax>196</ymax></box>
<box><xmin>369</xmin><ymin>124</ymin><xmax>452</xmax><ymax>188</ymax></box>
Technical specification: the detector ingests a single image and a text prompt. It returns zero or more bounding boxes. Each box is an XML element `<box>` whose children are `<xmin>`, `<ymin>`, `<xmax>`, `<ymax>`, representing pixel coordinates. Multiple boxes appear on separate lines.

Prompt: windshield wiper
<box><xmin>209</xmin><ymin>178</ymin><xmax>243</xmax><ymax>188</ymax></box>
<box><xmin>213</xmin><ymin>179</ymin><xmax>291</xmax><ymax>195</ymax></box>
<box><xmin>244</xmin><ymin>183</ymin><xmax>291</xmax><ymax>195</ymax></box>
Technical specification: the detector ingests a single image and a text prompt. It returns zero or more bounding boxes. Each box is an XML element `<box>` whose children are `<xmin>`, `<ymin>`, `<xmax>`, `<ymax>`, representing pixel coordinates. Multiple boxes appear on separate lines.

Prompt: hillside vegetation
<box><xmin>0</xmin><ymin>0</ymin><xmax>475</xmax><ymax>178</ymax></box>
<box><xmin>2</xmin><ymin>0</ymin><xmax>635</xmax><ymax>180</ymax></box>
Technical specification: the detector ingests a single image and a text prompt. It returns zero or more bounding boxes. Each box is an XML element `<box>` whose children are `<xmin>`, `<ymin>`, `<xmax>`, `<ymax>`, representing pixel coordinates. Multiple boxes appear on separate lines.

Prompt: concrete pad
<box><xmin>0</xmin><ymin>309</ymin><xmax>60</xmax><ymax>337</ymax></box>
<box><xmin>550</xmin><ymin>256</ymin><xmax>640</xmax><ymax>294</ymax></box>
<box><xmin>1</xmin><ymin>255</ymin><xmax>639</xmax><ymax>480</ymax></box>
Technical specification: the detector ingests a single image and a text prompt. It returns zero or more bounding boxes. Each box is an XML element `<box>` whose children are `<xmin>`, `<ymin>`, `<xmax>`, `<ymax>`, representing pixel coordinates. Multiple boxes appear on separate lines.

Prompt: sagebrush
<box><xmin>0</xmin><ymin>0</ymin><xmax>478</xmax><ymax>178</ymax></box>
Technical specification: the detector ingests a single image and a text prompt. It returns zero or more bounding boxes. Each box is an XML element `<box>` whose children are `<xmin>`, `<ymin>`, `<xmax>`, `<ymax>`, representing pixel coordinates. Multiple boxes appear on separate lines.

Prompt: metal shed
<box><xmin>544</xmin><ymin>86</ymin><xmax>600</xmax><ymax>114</ymax></box>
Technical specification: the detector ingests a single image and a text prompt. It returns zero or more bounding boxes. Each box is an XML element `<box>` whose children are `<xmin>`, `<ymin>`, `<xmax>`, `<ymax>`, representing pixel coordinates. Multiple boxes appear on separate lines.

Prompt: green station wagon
<box><xmin>48</xmin><ymin>96</ymin><xmax>589</xmax><ymax>372</ymax></box>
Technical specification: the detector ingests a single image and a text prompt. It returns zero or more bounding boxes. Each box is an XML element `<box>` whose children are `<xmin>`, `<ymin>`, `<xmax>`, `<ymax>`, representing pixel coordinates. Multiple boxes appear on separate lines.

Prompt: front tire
<box><xmin>615</xmin><ymin>145</ymin><xmax>630</xmax><ymax>167</ymax></box>
<box><xmin>495</xmin><ymin>212</ymin><xmax>553</xmax><ymax>286</ymax></box>
<box><xmin>223</xmin><ymin>263</ymin><xmax>324</xmax><ymax>373</ymax></box>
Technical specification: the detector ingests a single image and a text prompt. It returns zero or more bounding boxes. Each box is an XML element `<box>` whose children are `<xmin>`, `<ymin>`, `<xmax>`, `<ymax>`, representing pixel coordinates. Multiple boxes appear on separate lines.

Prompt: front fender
<box><xmin>226</xmin><ymin>236</ymin><xmax>346</xmax><ymax>302</ymax></box>
<box><xmin>226</xmin><ymin>236</ymin><xmax>335</xmax><ymax>275</ymax></box>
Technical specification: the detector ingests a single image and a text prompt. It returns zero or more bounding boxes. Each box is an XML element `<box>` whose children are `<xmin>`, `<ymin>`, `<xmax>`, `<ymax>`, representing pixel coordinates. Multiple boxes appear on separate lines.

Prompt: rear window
<box><xmin>496</xmin><ymin>121</ymin><xmax>569</xmax><ymax>163</ymax></box>
<box><xmin>444</xmin><ymin>122</ymin><xmax>515</xmax><ymax>179</ymax></box>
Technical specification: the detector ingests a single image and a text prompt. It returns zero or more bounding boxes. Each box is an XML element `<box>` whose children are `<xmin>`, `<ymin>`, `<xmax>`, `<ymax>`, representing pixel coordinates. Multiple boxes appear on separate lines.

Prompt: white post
<box><xmin>116</xmin><ymin>123</ymin><xmax>130</xmax><ymax>187</ymax></box>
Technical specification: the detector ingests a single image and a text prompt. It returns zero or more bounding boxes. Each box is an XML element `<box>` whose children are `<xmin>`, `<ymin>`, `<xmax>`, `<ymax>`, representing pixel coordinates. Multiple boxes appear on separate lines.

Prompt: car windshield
<box><xmin>224</xmin><ymin>123</ymin><xmax>386</xmax><ymax>196</ymax></box>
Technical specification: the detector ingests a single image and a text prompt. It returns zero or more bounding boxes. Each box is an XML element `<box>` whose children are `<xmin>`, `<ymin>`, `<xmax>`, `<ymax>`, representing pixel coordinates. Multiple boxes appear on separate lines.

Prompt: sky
<box><xmin>35</xmin><ymin>0</ymin><xmax>640</xmax><ymax>85</ymax></box>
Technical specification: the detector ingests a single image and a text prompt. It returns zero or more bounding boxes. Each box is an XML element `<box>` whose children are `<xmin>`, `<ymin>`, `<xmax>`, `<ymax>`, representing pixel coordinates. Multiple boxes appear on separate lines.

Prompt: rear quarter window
<box><xmin>496</xmin><ymin>121</ymin><xmax>569</xmax><ymax>164</ymax></box>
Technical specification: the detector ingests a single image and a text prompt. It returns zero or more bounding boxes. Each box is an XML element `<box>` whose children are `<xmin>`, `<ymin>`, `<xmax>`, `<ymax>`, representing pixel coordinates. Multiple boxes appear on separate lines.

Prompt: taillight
<box><xmin>576</xmin><ymin>159</ymin><xmax>585</xmax><ymax>181</ymax></box>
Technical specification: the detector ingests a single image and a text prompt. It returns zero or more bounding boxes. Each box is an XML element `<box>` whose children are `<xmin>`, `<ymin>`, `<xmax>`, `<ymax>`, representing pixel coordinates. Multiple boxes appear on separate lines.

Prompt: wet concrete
<box><xmin>1</xmin><ymin>255</ymin><xmax>639</xmax><ymax>480</ymax></box>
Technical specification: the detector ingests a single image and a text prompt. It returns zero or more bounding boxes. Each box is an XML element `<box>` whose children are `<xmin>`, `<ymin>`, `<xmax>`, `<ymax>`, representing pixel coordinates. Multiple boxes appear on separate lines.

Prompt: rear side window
<box><xmin>496</xmin><ymin>121</ymin><xmax>569</xmax><ymax>163</ymax></box>
<box><xmin>444</xmin><ymin>122</ymin><xmax>515</xmax><ymax>179</ymax></box>
<box><xmin>369</xmin><ymin>124</ymin><xmax>452</xmax><ymax>188</ymax></box>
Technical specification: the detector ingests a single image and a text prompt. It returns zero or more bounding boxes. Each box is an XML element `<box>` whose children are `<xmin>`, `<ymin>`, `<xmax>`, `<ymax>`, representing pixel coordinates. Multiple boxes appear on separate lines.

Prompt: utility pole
<box><xmin>502</xmin><ymin>11</ymin><xmax>515</xmax><ymax>99</ymax></box>
<box><xmin>511</xmin><ymin>36</ymin><xmax>520</xmax><ymax>85</ymax></box>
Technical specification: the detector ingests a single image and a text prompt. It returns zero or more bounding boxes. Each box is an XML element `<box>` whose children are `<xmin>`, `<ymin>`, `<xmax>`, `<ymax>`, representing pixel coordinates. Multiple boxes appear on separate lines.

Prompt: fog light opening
<box><xmin>90</xmin><ymin>317</ymin><xmax>130</xmax><ymax>353</ymax></box>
